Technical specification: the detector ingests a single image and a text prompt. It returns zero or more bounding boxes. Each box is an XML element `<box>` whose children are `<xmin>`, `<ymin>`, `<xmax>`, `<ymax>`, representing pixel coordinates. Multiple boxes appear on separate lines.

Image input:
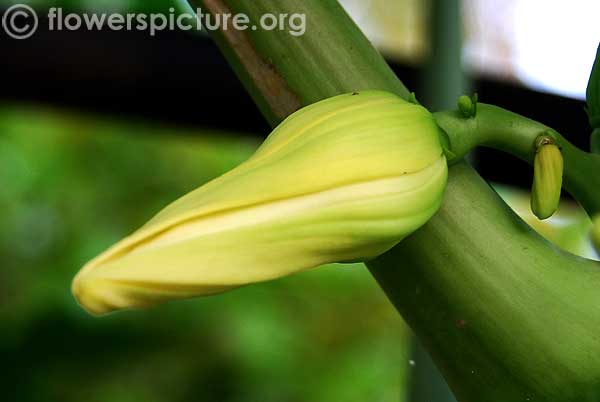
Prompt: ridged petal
<box><xmin>73</xmin><ymin>91</ymin><xmax>447</xmax><ymax>315</ymax></box>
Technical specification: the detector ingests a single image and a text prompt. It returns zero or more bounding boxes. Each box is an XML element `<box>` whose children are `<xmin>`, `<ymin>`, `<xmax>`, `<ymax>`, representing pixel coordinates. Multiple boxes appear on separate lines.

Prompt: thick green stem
<box><xmin>435</xmin><ymin>104</ymin><xmax>600</xmax><ymax>216</ymax></box>
<box><xmin>190</xmin><ymin>0</ymin><xmax>410</xmax><ymax>126</ymax></box>
<box><xmin>190</xmin><ymin>0</ymin><xmax>600</xmax><ymax>400</ymax></box>
<box><xmin>592</xmin><ymin>128</ymin><xmax>600</xmax><ymax>154</ymax></box>
<box><xmin>370</xmin><ymin>164</ymin><xmax>600</xmax><ymax>402</ymax></box>
<box><xmin>410</xmin><ymin>0</ymin><xmax>463</xmax><ymax>400</ymax></box>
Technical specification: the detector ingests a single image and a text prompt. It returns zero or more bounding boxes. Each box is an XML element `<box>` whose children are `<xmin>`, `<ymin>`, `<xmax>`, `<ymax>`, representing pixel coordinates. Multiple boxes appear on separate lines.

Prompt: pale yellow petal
<box><xmin>72</xmin><ymin>91</ymin><xmax>448</xmax><ymax>315</ymax></box>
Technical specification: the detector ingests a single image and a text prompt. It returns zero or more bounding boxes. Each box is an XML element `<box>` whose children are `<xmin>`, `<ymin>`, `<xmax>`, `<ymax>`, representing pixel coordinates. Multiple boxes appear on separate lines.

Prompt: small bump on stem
<box><xmin>457</xmin><ymin>93</ymin><xmax>478</xmax><ymax>118</ymax></box>
<box><xmin>407</xmin><ymin>92</ymin><xmax>421</xmax><ymax>105</ymax></box>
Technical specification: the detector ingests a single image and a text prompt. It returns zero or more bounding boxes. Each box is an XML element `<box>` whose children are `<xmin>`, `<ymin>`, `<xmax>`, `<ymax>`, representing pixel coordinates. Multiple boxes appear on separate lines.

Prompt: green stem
<box><xmin>435</xmin><ymin>104</ymin><xmax>600</xmax><ymax>216</ymax></box>
<box><xmin>592</xmin><ymin>128</ymin><xmax>600</xmax><ymax>154</ymax></box>
<box><xmin>410</xmin><ymin>0</ymin><xmax>463</xmax><ymax>400</ymax></box>
<box><xmin>190</xmin><ymin>0</ymin><xmax>600</xmax><ymax>400</ymax></box>
<box><xmin>370</xmin><ymin>164</ymin><xmax>600</xmax><ymax>402</ymax></box>
<box><xmin>189</xmin><ymin>0</ymin><xmax>410</xmax><ymax>126</ymax></box>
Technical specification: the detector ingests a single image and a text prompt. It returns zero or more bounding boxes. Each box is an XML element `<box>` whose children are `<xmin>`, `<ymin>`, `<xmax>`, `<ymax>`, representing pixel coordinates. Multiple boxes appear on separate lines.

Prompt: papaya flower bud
<box><xmin>72</xmin><ymin>91</ymin><xmax>448</xmax><ymax>315</ymax></box>
<box><xmin>531</xmin><ymin>137</ymin><xmax>563</xmax><ymax>220</ymax></box>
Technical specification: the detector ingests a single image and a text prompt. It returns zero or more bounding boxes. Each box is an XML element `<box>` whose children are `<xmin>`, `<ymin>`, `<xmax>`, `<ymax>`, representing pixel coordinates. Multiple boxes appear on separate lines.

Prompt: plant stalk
<box><xmin>435</xmin><ymin>104</ymin><xmax>600</xmax><ymax>216</ymax></box>
<box><xmin>190</xmin><ymin>0</ymin><xmax>600</xmax><ymax>400</ymax></box>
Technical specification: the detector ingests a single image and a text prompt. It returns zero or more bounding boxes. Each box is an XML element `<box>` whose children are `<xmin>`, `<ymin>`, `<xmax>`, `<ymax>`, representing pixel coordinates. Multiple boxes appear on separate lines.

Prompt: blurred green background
<box><xmin>0</xmin><ymin>105</ymin><xmax>411</xmax><ymax>402</ymax></box>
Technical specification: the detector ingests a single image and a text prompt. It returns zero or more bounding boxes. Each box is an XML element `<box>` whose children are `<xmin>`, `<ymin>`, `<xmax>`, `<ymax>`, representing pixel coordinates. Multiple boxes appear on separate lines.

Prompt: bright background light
<box><xmin>464</xmin><ymin>0</ymin><xmax>600</xmax><ymax>99</ymax></box>
<box><xmin>513</xmin><ymin>0</ymin><xmax>600</xmax><ymax>99</ymax></box>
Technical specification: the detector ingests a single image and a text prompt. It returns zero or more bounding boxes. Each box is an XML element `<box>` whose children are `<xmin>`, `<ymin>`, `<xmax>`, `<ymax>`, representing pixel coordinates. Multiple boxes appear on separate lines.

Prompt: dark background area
<box><xmin>0</xmin><ymin>22</ymin><xmax>591</xmax><ymax>188</ymax></box>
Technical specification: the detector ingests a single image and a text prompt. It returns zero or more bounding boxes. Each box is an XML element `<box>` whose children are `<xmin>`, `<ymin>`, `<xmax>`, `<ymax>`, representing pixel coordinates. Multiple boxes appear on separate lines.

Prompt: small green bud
<box><xmin>457</xmin><ymin>93</ymin><xmax>478</xmax><ymax>118</ymax></box>
<box><xmin>72</xmin><ymin>91</ymin><xmax>448</xmax><ymax>315</ymax></box>
<box><xmin>531</xmin><ymin>137</ymin><xmax>563</xmax><ymax>220</ymax></box>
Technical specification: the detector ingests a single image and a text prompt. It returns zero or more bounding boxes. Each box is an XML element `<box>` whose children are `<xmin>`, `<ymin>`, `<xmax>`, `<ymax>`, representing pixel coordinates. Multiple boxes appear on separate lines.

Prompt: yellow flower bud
<box><xmin>72</xmin><ymin>91</ymin><xmax>448</xmax><ymax>315</ymax></box>
<box><xmin>531</xmin><ymin>139</ymin><xmax>564</xmax><ymax>220</ymax></box>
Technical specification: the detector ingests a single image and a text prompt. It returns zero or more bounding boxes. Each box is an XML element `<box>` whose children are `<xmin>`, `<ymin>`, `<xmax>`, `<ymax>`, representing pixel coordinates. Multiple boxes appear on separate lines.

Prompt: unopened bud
<box><xmin>531</xmin><ymin>138</ymin><xmax>563</xmax><ymax>220</ymax></box>
<box><xmin>457</xmin><ymin>93</ymin><xmax>478</xmax><ymax>118</ymax></box>
<box><xmin>72</xmin><ymin>91</ymin><xmax>448</xmax><ymax>315</ymax></box>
